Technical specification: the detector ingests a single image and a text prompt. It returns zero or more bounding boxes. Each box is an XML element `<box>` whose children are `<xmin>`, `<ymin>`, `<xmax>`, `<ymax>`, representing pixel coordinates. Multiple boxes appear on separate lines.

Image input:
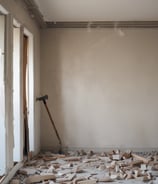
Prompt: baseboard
<box><xmin>41</xmin><ymin>146</ymin><xmax>158</xmax><ymax>154</ymax></box>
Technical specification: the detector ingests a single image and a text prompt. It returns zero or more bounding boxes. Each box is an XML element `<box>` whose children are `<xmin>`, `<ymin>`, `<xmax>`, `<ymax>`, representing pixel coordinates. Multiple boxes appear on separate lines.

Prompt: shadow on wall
<box><xmin>40</xmin><ymin>30</ymin><xmax>67</xmax><ymax>151</ymax></box>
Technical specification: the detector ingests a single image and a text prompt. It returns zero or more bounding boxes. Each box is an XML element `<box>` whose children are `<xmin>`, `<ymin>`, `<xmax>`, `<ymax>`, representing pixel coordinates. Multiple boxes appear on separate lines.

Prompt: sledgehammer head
<box><xmin>36</xmin><ymin>95</ymin><xmax>48</xmax><ymax>102</ymax></box>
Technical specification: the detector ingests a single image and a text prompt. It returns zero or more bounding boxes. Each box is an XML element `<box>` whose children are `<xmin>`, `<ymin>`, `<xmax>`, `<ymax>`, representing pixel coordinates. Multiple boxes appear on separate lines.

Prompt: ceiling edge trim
<box><xmin>23</xmin><ymin>0</ymin><xmax>46</xmax><ymax>28</ymax></box>
<box><xmin>46</xmin><ymin>21</ymin><xmax>158</xmax><ymax>28</ymax></box>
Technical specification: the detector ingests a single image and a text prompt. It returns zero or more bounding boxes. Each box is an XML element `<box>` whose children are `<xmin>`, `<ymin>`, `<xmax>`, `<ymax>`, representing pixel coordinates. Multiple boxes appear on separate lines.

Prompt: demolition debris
<box><xmin>10</xmin><ymin>150</ymin><xmax>158</xmax><ymax>184</ymax></box>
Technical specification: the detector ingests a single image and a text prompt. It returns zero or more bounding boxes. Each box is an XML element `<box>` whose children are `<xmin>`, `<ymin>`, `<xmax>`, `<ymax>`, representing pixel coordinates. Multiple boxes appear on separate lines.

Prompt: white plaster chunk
<box><xmin>141</xmin><ymin>164</ymin><xmax>147</xmax><ymax>171</ymax></box>
<box><xmin>112</xmin><ymin>154</ymin><xmax>121</xmax><ymax>161</ymax></box>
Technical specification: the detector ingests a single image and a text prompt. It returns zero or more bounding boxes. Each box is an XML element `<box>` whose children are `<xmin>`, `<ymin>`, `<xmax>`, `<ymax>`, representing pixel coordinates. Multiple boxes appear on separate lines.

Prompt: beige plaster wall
<box><xmin>41</xmin><ymin>28</ymin><xmax>158</xmax><ymax>151</ymax></box>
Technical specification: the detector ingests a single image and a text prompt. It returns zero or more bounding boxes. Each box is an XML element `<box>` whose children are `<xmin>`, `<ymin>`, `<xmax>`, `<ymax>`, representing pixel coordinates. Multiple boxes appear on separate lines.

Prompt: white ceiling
<box><xmin>34</xmin><ymin>0</ymin><xmax>158</xmax><ymax>22</ymax></box>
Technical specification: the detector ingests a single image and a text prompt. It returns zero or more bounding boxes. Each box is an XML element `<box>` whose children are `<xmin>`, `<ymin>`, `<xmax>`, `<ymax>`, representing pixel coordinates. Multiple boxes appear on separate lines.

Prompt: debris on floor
<box><xmin>0</xmin><ymin>175</ymin><xmax>5</xmax><ymax>183</ymax></box>
<box><xmin>9</xmin><ymin>150</ymin><xmax>158</xmax><ymax>183</ymax></box>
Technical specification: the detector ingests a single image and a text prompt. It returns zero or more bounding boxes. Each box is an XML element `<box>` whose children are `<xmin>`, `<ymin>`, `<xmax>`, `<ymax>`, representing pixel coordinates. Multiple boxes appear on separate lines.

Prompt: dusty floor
<box><xmin>9</xmin><ymin>150</ymin><xmax>158</xmax><ymax>184</ymax></box>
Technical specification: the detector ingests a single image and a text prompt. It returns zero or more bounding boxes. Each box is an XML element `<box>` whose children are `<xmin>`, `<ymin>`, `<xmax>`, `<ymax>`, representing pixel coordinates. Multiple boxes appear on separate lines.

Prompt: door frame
<box><xmin>24</xmin><ymin>28</ymin><xmax>35</xmax><ymax>153</ymax></box>
<box><xmin>13</xmin><ymin>19</ymin><xmax>24</xmax><ymax>162</ymax></box>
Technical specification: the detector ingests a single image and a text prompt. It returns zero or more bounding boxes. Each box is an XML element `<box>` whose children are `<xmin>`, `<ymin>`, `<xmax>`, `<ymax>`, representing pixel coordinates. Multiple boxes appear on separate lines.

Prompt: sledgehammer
<box><xmin>36</xmin><ymin>95</ymin><xmax>62</xmax><ymax>153</ymax></box>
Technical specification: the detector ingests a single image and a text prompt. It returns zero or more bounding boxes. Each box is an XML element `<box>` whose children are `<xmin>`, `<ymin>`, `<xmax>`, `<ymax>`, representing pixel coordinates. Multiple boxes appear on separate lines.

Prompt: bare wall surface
<box><xmin>0</xmin><ymin>0</ymin><xmax>41</xmax><ymax>154</ymax></box>
<box><xmin>41</xmin><ymin>28</ymin><xmax>158</xmax><ymax>151</ymax></box>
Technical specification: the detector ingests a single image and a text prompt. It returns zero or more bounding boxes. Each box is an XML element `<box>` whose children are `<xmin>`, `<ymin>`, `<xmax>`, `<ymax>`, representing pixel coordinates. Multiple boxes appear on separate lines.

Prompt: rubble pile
<box><xmin>10</xmin><ymin>150</ymin><xmax>158</xmax><ymax>184</ymax></box>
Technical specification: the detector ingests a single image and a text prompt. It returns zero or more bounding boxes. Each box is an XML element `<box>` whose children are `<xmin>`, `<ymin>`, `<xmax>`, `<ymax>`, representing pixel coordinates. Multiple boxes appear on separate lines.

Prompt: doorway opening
<box><xmin>23</xmin><ymin>29</ymin><xmax>34</xmax><ymax>156</ymax></box>
<box><xmin>13</xmin><ymin>26</ymin><xmax>34</xmax><ymax>159</ymax></box>
<box><xmin>23</xmin><ymin>34</ymin><xmax>29</xmax><ymax>156</ymax></box>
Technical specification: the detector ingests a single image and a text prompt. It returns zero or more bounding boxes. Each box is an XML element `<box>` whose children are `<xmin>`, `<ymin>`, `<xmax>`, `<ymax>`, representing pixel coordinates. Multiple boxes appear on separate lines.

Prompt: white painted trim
<box><xmin>13</xmin><ymin>19</ymin><xmax>20</xmax><ymax>28</ymax></box>
<box><xmin>0</xmin><ymin>15</ymin><xmax>6</xmax><ymax>175</ymax></box>
<box><xmin>13</xmin><ymin>21</ymin><xmax>23</xmax><ymax>162</ymax></box>
<box><xmin>0</xmin><ymin>5</ymin><xmax>8</xmax><ymax>15</ymax></box>
<box><xmin>5</xmin><ymin>13</ymin><xmax>14</xmax><ymax>173</ymax></box>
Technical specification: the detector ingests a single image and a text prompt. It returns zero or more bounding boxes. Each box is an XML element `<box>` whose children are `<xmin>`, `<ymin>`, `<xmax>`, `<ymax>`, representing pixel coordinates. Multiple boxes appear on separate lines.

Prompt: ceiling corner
<box><xmin>23</xmin><ymin>0</ymin><xmax>46</xmax><ymax>28</ymax></box>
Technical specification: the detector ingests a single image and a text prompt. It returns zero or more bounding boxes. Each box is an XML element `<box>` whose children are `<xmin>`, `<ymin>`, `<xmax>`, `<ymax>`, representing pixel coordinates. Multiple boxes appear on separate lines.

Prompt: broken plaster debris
<box><xmin>9</xmin><ymin>150</ymin><xmax>158</xmax><ymax>184</ymax></box>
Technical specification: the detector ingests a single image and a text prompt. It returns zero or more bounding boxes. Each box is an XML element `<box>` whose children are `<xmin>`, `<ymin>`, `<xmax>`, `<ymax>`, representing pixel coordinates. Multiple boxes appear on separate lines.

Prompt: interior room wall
<box><xmin>0</xmin><ymin>0</ymin><xmax>41</xmax><ymax>154</ymax></box>
<box><xmin>41</xmin><ymin>28</ymin><xmax>158</xmax><ymax>151</ymax></box>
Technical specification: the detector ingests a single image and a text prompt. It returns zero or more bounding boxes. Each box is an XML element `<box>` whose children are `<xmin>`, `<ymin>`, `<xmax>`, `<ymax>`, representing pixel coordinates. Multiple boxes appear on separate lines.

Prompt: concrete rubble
<box><xmin>9</xmin><ymin>150</ymin><xmax>158</xmax><ymax>184</ymax></box>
